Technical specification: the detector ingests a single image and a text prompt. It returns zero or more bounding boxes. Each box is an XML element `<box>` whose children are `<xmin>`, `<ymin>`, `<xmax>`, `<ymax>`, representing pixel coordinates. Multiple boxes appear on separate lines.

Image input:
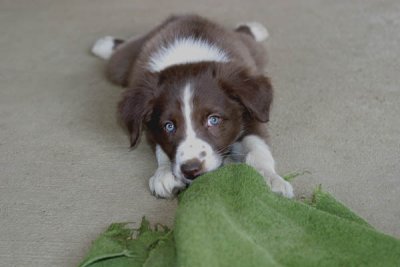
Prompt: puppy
<box><xmin>92</xmin><ymin>14</ymin><xmax>294</xmax><ymax>198</ymax></box>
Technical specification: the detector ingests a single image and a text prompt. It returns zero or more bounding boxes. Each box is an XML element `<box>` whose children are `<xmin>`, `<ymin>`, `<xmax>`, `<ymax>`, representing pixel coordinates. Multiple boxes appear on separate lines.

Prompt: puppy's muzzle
<box><xmin>180</xmin><ymin>159</ymin><xmax>204</xmax><ymax>180</ymax></box>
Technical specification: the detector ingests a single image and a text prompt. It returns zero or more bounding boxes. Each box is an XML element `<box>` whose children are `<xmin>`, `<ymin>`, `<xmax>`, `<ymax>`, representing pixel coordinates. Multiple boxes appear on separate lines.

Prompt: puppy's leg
<box><xmin>149</xmin><ymin>145</ymin><xmax>186</xmax><ymax>198</ymax></box>
<box><xmin>91</xmin><ymin>34</ymin><xmax>141</xmax><ymax>87</ymax></box>
<box><xmin>105</xmin><ymin>35</ymin><xmax>149</xmax><ymax>87</ymax></box>
<box><xmin>240</xmin><ymin>135</ymin><xmax>294</xmax><ymax>198</ymax></box>
<box><xmin>91</xmin><ymin>34</ymin><xmax>146</xmax><ymax>87</ymax></box>
<box><xmin>93</xmin><ymin>16</ymin><xmax>183</xmax><ymax>87</ymax></box>
<box><xmin>91</xmin><ymin>36</ymin><xmax>124</xmax><ymax>60</ymax></box>
<box><xmin>235</xmin><ymin>22</ymin><xmax>269</xmax><ymax>42</ymax></box>
<box><xmin>234</xmin><ymin>22</ymin><xmax>268</xmax><ymax>71</ymax></box>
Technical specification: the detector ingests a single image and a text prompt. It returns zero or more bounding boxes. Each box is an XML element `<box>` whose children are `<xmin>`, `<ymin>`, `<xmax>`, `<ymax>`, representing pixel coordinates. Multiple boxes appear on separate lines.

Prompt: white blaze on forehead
<box><xmin>148</xmin><ymin>37</ymin><xmax>229</xmax><ymax>72</ymax></box>
<box><xmin>173</xmin><ymin>83</ymin><xmax>222</xmax><ymax>179</ymax></box>
<box><xmin>182</xmin><ymin>84</ymin><xmax>196</xmax><ymax>144</ymax></box>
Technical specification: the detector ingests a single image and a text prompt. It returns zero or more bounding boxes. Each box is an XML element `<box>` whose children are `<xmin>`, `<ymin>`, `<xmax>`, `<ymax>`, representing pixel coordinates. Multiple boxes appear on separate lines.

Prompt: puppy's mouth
<box><xmin>178</xmin><ymin>172</ymin><xmax>203</xmax><ymax>185</ymax></box>
<box><xmin>181</xmin><ymin>177</ymin><xmax>195</xmax><ymax>185</ymax></box>
<box><xmin>179</xmin><ymin>173</ymin><xmax>204</xmax><ymax>186</ymax></box>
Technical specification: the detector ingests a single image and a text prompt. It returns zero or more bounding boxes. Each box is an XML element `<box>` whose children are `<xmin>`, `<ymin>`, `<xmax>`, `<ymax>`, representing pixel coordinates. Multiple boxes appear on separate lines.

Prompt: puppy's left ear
<box><xmin>219</xmin><ymin>68</ymin><xmax>273</xmax><ymax>122</ymax></box>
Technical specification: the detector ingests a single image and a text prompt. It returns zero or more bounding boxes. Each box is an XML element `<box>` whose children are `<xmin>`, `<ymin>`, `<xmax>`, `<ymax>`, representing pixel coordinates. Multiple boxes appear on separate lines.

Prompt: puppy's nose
<box><xmin>181</xmin><ymin>159</ymin><xmax>203</xmax><ymax>180</ymax></box>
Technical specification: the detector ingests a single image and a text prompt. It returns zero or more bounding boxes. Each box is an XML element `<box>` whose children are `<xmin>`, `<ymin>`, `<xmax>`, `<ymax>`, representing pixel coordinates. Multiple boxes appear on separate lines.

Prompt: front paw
<box><xmin>269</xmin><ymin>173</ymin><xmax>294</xmax><ymax>198</ymax></box>
<box><xmin>245</xmin><ymin>153</ymin><xmax>294</xmax><ymax>198</ymax></box>
<box><xmin>149</xmin><ymin>168</ymin><xmax>186</xmax><ymax>198</ymax></box>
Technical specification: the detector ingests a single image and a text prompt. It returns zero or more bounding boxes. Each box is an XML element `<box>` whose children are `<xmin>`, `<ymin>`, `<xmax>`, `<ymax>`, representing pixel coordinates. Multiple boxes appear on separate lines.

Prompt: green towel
<box><xmin>79</xmin><ymin>164</ymin><xmax>400</xmax><ymax>267</ymax></box>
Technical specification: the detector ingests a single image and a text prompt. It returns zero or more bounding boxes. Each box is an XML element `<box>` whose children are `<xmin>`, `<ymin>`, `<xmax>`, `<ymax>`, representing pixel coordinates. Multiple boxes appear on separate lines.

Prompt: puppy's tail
<box><xmin>235</xmin><ymin>22</ymin><xmax>269</xmax><ymax>42</ymax></box>
<box><xmin>91</xmin><ymin>36</ymin><xmax>125</xmax><ymax>60</ymax></box>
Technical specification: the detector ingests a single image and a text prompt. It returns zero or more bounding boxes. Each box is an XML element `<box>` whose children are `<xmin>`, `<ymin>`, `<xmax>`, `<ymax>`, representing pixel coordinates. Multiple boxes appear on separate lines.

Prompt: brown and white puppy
<box><xmin>92</xmin><ymin>14</ymin><xmax>294</xmax><ymax>198</ymax></box>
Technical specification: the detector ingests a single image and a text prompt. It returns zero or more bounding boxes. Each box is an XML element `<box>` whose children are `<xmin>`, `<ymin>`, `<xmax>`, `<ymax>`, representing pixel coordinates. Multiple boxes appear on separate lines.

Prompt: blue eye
<box><xmin>164</xmin><ymin>122</ymin><xmax>175</xmax><ymax>133</ymax></box>
<box><xmin>207</xmin><ymin>115</ymin><xmax>221</xmax><ymax>127</ymax></box>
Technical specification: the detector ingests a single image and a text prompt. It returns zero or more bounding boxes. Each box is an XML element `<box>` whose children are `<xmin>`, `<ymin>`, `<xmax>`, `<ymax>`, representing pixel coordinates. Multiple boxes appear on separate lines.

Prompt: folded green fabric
<box><xmin>79</xmin><ymin>164</ymin><xmax>400</xmax><ymax>267</ymax></box>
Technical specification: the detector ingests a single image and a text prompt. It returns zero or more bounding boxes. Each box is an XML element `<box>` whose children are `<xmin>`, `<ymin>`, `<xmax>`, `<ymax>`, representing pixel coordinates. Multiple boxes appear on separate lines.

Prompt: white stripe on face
<box><xmin>173</xmin><ymin>83</ymin><xmax>222</xmax><ymax>181</ymax></box>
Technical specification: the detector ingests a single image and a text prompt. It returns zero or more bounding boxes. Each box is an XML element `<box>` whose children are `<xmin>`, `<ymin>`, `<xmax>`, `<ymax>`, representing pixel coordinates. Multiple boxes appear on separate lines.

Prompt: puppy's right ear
<box><xmin>118</xmin><ymin>72</ymin><xmax>159</xmax><ymax>148</ymax></box>
<box><xmin>118</xmin><ymin>88</ymin><xmax>154</xmax><ymax>148</ymax></box>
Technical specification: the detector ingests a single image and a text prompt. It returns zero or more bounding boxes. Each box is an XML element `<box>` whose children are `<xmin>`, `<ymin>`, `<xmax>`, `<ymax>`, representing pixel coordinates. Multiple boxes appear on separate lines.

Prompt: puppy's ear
<box><xmin>218</xmin><ymin>66</ymin><xmax>273</xmax><ymax>122</ymax></box>
<box><xmin>118</xmin><ymin>89</ymin><xmax>153</xmax><ymax>148</ymax></box>
<box><xmin>118</xmin><ymin>75</ymin><xmax>157</xmax><ymax>148</ymax></box>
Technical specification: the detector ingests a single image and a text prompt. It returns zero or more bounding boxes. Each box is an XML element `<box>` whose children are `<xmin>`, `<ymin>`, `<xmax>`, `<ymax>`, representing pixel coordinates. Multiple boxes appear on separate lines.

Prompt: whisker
<box><xmin>216</xmin><ymin>144</ymin><xmax>232</xmax><ymax>153</ymax></box>
<box><xmin>228</xmin><ymin>152</ymin><xmax>246</xmax><ymax>156</ymax></box>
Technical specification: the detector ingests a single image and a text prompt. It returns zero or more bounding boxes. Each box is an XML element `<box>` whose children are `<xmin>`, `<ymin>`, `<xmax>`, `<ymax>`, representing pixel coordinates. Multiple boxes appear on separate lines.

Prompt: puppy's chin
<box><xmin>172</xmin><ymin>170</ymin><xmax>196</xmax><ymax>185</ymax></box>
<box><xmin>180</xmin><ymin>177</ymin><xmax>194</xmax><ymax>185</ymax></box>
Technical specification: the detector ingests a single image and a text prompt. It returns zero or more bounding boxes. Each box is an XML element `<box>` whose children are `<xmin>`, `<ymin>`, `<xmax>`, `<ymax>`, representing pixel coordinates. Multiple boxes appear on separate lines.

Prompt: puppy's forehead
<box><xmin>156</xmin><ymin>64</ymin><xmax>234</xmax><ymax>119</ymax></box>
<box><xmin>156</xmin><ymin>82</ymin><xmax>185</xmax><ymax>108</ymax></box>
<box><xmin>154</xmin><ymin>80</ymin><xmax>191</xmax><ymax>129</ymax></box>
<box><xmin>158</xmin><ymin>77</ymin><xmax>230</xmax><ymax>119</ymax></box>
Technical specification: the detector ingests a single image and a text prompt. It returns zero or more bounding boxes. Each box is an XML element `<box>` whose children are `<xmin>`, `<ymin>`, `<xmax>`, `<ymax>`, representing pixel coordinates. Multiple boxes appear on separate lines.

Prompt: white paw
<box><xmin>270</xmin><ymin>174</ymin><xmax>294</xmax><ymax>198</ymax></box>
<box><xmin>245</xmin><ymin>152</ymin><xmax>294</xmax><ymax>198</ymax></box>
<box><xmin>91</xmin><ymin>36</ymin><xmax>115</xmax><ymax>60</ymax></box>
<box><xmin>149</xmin><ymin>168</ymin><xmax>186</xmax><ymax>198</ymax></box>
<box><xmin>236</xmin><ymin>22</ymin><xmax>269</xmax><ymax>42</ymax></box>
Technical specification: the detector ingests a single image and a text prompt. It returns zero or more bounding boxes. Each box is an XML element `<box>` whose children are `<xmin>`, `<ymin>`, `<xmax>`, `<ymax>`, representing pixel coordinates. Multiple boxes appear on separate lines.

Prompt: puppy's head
<box><xmin>119</xmin><ymin>62</ymin><xmax>273</xmax><ymax>183</ymax></box>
